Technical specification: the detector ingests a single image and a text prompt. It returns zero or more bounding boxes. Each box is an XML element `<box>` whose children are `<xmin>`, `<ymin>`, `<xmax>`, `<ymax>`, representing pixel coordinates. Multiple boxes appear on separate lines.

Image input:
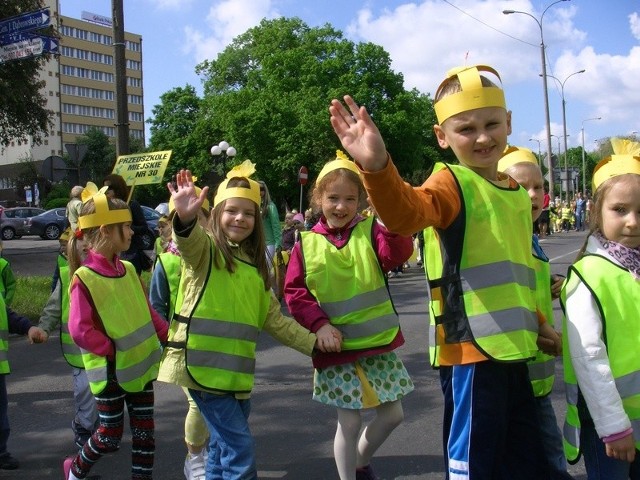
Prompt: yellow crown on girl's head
<box><xmin>498</xmin><ymin>146</ymin><xmax>538</xmax><ymax>172</ymax></box>
<box><xmin>78</xmin><ymin>182</ymin><xmax>132</xmax><ymax>230</ymax></box>
<box><xmin>169</xmin><ymin>176</ymin><xmax>210</xmax><ymax>214</ymax></box>
<box><xmin>316</xmin><ymin>150</ymin><xmax>361</xmax><ymax>183</ymax></box>
<box><xmin>592</xmin><ymin>138</ymin><xmax>640</xmax><ymax>191</ymax></box>
<box><xmin>213</xmin><ymin>160</ymin><xmax>261</xmax><ymax>207</ymax></box>
<box><xmin>434</xmin><ymin>65</ymin><xmax>506</xmax><ymax>125</ymax></box>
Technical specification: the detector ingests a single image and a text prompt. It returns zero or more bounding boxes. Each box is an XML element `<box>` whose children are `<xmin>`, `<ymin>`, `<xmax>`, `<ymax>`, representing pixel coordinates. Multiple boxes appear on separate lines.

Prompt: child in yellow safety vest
<box><xmin>283</xmin><ymin>151</ymin><xmax>414</xmax><ymax>480</ymax></box>
<box><xmin>329</xmin><ymin>64</ymin><xmax>561</xmax><ymax>479</ymax></box>
<box><xmin>561</xmin><ymin>138</ymin><xmax>640</xmax><ymax>479</ymax></box>
<box><xmin>159</xmin><ymin>164</ymin><xmax>323</xmax><ymax>480</ymax></box>
<box><xmin>62</xmin><ymin>182</ymin><xmax>168</xmax><ymax>480</ymax></box>
<box><xmin>497</xmin><ymin>147</ymin><xmax>572</xmax><ymax>479</ymax></box>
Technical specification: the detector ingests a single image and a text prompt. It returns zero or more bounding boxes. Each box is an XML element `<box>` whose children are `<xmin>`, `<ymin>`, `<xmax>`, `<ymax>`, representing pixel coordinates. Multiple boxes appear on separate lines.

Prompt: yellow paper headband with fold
<box><xmin>316</xmin><ymin>150</ymin><xmax>361</xmax><ymax>183</ymax></box>
<box><xmin>498</xmin><ymin>146</ymin><xmax>538</xmax><ymax>172</ymax></box>
<box><xmin>592</xmin><ymin>138</ymin><xmax>640</xmax><ymax>191</ymax></box>
<box><xmin>213</xmin><ymin>160</ymin><xmax>261</xmax><ymax>208</ymax></box>
<box><xmin>78</xmin><ymin>182</ymin><xmax>132</xmax><ymax>230</ymax></box>
<box><xmin>169</xmin><ymin>176</ymin><xmax>210</xmax><ymax>214</ymax></box>
<box><xmin>434</xmin><ymin>65</ymin><xmax>506</xmax><ymax>124</ymax></box>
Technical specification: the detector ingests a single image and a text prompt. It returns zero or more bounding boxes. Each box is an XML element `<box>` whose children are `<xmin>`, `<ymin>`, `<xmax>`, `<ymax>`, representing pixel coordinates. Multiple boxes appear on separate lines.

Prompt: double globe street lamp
<box><xmin>210</xmin><ymin>141</ymin><xmax>237</xmax><ymax>179</ymax></box>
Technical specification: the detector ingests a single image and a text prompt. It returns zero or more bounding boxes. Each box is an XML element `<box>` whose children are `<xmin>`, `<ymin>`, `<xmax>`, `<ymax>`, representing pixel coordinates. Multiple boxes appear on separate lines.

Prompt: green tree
<box><xmin>189</xmin><ymin>17</ymin><xmax>441</xmax><ymax>208</ymax></box>
<box><xmin>76</xmin><ymin>128</ymin><xmax>116</xmax><ymax>183</ymax></box>
<box><xmin>146</xmin><ymin>85</ymin><xmax>202</xmax><ymax>201</ymax></box>
<box><xmin>0</xmin><ymin>0</ymin><xmax>57</xmax><ymax>147</ymax></box>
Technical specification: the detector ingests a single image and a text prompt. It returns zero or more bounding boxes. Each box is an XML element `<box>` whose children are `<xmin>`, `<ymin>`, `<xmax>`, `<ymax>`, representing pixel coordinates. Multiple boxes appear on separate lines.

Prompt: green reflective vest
<box><xmin>561</xmin><ymin>254</ymin><xmax>640</xmax><ymax>463</ymax></box>
<box><xmin>59</xmin><ymin>264</ymin><xmax>84</xmax><ymax>368</ymax></box>
<box><xmin>424</xmin><ymin>163</ymin><xmax>538</xmax><ymax>365</ymax></box>
<box><xmin>300</xmin><ymin>216</ymin><xmax>399</xmax><ymax>351</ymax></box>
<box><xmin>0</xmin><ymin>294</ymin><xmax>8</xmax><ymax>374</ymax></box>
<box><xmin>179</xmin><ymin>242</ymin><xmax>271</xmax><ymax>393</ymax></box>
<box><xmin>529</xmin><ymin>243</ymin><xmax>556</xmax><ymax>397</ymax></box>
<box><xmin>74</xmin><ymin>262</ymin><xmax>161</xmax><ymax>394</ymax></box>
<box><xmin>155</xmin><ymin>252</ymin><xmax>182</xmax><ymax>322</ymax></box>
<box><xmin>0</xmin><ymin>258</ymin><xmax>9</xmax><ymax>303</ymax></box>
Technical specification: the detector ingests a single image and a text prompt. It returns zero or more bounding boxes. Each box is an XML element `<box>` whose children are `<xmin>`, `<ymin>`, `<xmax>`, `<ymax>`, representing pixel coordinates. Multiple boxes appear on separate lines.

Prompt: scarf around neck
<box><xmin>594</xmin><ymin>231</ymin><xmax>640</xmax><ymax>279</ymax></box>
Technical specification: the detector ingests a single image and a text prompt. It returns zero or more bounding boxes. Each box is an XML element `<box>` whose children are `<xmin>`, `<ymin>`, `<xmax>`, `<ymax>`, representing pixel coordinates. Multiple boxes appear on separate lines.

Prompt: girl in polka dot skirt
<box><xmin>284</xmin><ymin>152</ymin><xmax>415</xmax><ymax>480</ymax></box>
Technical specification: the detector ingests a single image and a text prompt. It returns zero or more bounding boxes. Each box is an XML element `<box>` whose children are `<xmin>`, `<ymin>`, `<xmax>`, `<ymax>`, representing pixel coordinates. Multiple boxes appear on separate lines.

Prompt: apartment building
<box><xmin>0</xmin><ymin>0</ymin><xmax>144</xmax><ymax>201</ymax></box>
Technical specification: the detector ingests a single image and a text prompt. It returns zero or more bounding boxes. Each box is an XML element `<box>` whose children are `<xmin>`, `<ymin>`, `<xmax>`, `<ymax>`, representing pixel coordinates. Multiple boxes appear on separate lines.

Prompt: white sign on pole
<box><xmin>0</xmin><ymin>36</ymin><xmax>43</xmax><ymax>63</ymax></box>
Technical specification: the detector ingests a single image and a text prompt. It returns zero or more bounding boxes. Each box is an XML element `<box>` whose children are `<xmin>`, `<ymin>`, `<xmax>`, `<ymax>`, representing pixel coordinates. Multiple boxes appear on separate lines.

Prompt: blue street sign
<box><xmin>0</xmin><ymin>31</ymin><xmax>35</xmax><ymax>46</ymax></box>
<box><xmin>42</xmin><ymin>37</ymin><xmax>58</xmax><ymax>54</ymax></box>
<box><xmin>0</xmin><ymin>8</ymin><xmax>50</xmax><ymax>36</ymax></box>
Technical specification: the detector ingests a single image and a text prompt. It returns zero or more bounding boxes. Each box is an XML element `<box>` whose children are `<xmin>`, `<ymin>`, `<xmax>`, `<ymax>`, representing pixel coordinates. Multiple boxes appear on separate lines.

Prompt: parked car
<box><xmin>0</xmin><ymin>207</ymin><xmax>45</xmax><ymax>240</ymax></box>
<box><xmin>24</xmin><ymin>208</ymin><xmax>69</xmax><ymax>240</ymax></box>
<box><xmin>141</xmin><ymin>205</ymin><xmax>162</xmax><ymax>250</ymax></box>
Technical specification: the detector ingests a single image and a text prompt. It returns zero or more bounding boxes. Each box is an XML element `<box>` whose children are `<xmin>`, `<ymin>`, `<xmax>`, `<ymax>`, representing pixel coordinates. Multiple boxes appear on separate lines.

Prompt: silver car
<box><xmin>0</xmin><ymin>207</ymin><xmax>45</xmax><ymax>240</ymax></box>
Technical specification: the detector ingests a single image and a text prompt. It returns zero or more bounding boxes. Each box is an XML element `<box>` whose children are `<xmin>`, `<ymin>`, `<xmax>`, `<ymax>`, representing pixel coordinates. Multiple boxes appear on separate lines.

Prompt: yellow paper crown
<box><xmin>169</xmin><ymin>176</ymin><xmax>210</xmax><ymax>214</ymax></box>
<box><xmin>213</xmin><ymin>160</ymin><xmax>261</xmax><ymax>207</ymax></box>
<box><xmin>498</xmin><ymin>146</ymin><xmax>539</xmax><ymax>172</ymax></box>
<box><xmin>78</xmin><ymin>181</ymin><xmax>132</xmax><ymax>230</ymax></box>
<box><xmin>592</xmin><ymin>138</ymin><xmax>640</xmax><ymax>191</ymax></box>
<box><xmin>59</xmin><ymin>227</ymin><xmax>72</xmax><ymax>242</ymax></box>
<box><xmin>316</xmin><ymin>150</ymin><xmax>361</xmax><ymax>183</ymax></box>
<box><xmin>434</xmin><ymin>65</ymin><xmax>506</xmax><ymax>124</ymax></box>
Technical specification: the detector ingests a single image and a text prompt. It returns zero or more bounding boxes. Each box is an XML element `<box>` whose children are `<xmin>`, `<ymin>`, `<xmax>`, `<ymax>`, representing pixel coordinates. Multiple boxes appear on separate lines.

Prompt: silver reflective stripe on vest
<box><xmin>0</xmin><ymin>329</ymin><xmax>7</xmax><ymax>342</ymax></box>
<box><xmin>460</xmin><ymin>261</ymin><xmax>536</xmax><ymax>291</ymax></box>
<box><xmin>320</xmin><ymin>287</ymin><xmax>390</xmax><ymax>318</ymax></box>
<box><xmin>467</xmin><ymin>307</ymin><xmax>537</xmax><ymax>337</ymax></box>
<box><xmin>188</xmin><ymin>317</ymin><xmax>260</xmax><ymax>343</ymax></box>
<box><xmin>0</xmin><ymin>350</ymin><xmax>7</xmax><ymax>363</ymax></box>
<box><xmin>337</xmin><ymin>313</ymin><xmax>399</xmax><ymax>339</ymax></box>
<box><xmin>117</xmin><ymin>349</ymin><xmax>161</xmax><ymax>384</ymax></box>
<box><xmin>615</xmin><ymin>369</ymin><xmax>640</xmax><ymax>399</ymax></box>
<box><xmin>188</xmin><ymin>349</ymin><xmax>256</xmax><ymax>374</ymax></box>
<box><xmin>113</xmin><ymin>323</ymin><xmax>158</xmax><ymax>352</ymax></box>
<box><xmin>563</xmin><ymin>420</ymin><xmax>579</xmax><ymax>449</ymax></box>
<box><xmin>528</xmin><ymin>357</ymin><xmax>555</xmax><ymax>381</ymax></box>
<box><xmin>61</xmin><ymin>342</ymin><xmax>81</xmax><ymax>357</ymax></box>
<box><xmin>566</xmin><ymin>382</ymin><xmax>579</xmax><ymax>406</ymax></box>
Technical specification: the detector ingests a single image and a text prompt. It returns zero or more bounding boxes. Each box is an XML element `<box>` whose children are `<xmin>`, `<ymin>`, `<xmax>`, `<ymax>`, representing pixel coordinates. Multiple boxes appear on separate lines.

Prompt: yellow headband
<box><xmin>78</xmin><ymin>182</ymin><xmax>132</xmax><ymax>230</ymax></box>
<box><xmin>498</xmin><ymin>146</ymin><xmax>539</xmax><ymax>172</ymax></box>
<box><xmin>213</xmin><ymin>160</ymin><xmax>261</xmax><ymax>207</ymax></box>
<box><xmin>317</xmin><ymin>150</ymin><xmax>361</xmax><ymax>183</ymax></box>
<box><xmin>592</xmin><ymin>138</ymin><xmax>640</xmax><ymax>191</ymax></box>
<box><xmin>59</xmin><ymin>227</ymin><xmax>72</xmax><ymax>242</ymax></box>
<box><xmin>434</xmin><ymin>65</ymin><xmax>506</xmax><ymax>124</ymax></box>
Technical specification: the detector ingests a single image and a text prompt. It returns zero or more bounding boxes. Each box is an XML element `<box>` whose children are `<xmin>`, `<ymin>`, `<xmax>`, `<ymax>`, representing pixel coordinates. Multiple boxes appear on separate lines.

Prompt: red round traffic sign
<box><xmin>298</xmin><ymin>166</ymin><xmax>308</xmax><ymax>185</ymax></box>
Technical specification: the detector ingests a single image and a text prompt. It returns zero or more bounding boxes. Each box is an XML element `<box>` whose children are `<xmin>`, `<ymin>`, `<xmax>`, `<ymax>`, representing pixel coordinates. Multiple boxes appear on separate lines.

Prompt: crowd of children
<box><xmin>0</xmin><ymin>63</ymin><xmax>637</xmax><ymax>480</ymax></box>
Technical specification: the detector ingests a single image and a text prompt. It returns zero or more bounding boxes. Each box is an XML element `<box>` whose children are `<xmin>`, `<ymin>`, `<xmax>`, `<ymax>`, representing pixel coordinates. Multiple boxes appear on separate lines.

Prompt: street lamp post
<box><xmin>528</xmin><ymin>138</ymin><xmax>542</xmax><ymax>166</ymax></box>
<box><xmin>210</xmin><ymin>140</ymin><xmax>237</xmax><ymax>177</ymax></box>
<box><xmin>581</xmin><ymin>117</ymin><xmax>601</xmax><ymax>196</ymax></box>
<box><xmin>503</xmin><ymin>0</ymin><xmax>569</xmax><ymax>199</ymax></box>
<box><xmin>545</xmin><ymin>69</ymin><xmax>585</xmax><ymax>202</ymax></box>
<box><xmin>550</xmin><ymin>134</ymin><xmax>563</xmax><ymax>201</ymax></box>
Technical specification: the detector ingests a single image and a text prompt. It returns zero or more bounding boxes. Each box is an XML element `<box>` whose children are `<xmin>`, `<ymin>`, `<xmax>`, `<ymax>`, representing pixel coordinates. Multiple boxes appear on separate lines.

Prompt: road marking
<box><xmin>257</xmin><ymin>471</ymin><xmax>287</xmax><ymax>478</ymax></box>
<box><xmin>550</xmin><ymin>249</ymin><xmax>580</xmax><ymax>262</ymax></box>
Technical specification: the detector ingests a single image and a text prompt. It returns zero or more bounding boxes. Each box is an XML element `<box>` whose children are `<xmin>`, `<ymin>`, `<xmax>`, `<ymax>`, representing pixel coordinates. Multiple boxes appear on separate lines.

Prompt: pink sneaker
<box><xmin>62</xmin><ymin>456</ymin><xmax>73</xmax><ymax>480</ymax></box>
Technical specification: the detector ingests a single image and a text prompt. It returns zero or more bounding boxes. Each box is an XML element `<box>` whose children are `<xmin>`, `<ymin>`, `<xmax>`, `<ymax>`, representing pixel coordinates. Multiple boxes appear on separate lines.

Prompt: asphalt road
<box><xmin>0</xmin><ymin>232</ymin><xmax>589</xmax><ymax>479</ymax></box>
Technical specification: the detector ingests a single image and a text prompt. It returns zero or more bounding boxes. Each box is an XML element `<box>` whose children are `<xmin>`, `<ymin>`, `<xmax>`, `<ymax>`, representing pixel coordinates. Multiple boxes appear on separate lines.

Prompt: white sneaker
<box><xmin>184</xmin><ymin>451</ymin><xmax>206</xmax><ymax>480</ymax></box>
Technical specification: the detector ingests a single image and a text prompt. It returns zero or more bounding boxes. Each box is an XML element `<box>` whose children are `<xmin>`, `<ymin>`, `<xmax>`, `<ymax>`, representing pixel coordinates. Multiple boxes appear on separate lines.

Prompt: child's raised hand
<box><xmin>315</xmin><ymin>323</ymin><xmax>342</xmax><ymax>353</ymax></box>
<box><xmin>167</xmin><ymin>170</ymin><xmax>209</xmax><ymax>224</ymax></box>
<box><xmin>329</xmin><ymin>95</ymin><xmax>388</xmax><ymax>172</ymax></box>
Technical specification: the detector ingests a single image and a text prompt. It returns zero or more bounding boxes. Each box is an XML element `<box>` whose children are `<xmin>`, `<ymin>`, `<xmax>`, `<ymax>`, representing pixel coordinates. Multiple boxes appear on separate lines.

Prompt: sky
<box><xmin>57</xmin><ymin>0</ymin><xmax>640</xmax><ymax>159</ymax></box>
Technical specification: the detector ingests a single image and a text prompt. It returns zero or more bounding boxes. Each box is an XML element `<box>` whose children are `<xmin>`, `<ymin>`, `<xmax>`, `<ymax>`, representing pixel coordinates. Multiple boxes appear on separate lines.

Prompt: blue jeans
<box><xmin>535</xmin><ymin>395</ymin><xmax>574</xmax><ymax>479</ymax></box>
<box><xmin>581</xmin><ymin>422</ymin><xmax>640</xmax><ymax>480</ymax></box>
<box><xmin>189</xmin><ymin>389</ymin><xmax>256</xmax><ymax>480</ymax></box>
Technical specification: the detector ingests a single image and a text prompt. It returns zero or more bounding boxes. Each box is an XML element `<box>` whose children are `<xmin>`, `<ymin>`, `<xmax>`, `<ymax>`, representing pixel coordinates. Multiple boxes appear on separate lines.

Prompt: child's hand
<box><xmin>315</xmin><ymin>323</ymin><xmax>342</xmax><ymax>353</ymax></box>
<box><xmin>537</xmin><ymin>322</ymin><xmax>562</xmax><ymax>356</ymax></box>
<box><xmin>550</xmin><ymin>274</ymin><xmax>565</xmax><ymax>300</ymax></box>
<box><xmin>606</xmin><ymin>434</ymin><xmax>636</xmax><ymax>462</ymax></box>
<box><xmin>167</xmin><ymin>170</ymin><xmax>209</xmax><ymax>224</ymax></box>
<box><xmin>28</xmin><ymin>326</ymin><xmax>48</xmax><ymax>344</ymax></box>
<box><xmin>329</xmin><ymin>95</ymin><xmax>388</xmax><ymax>172</ymax></box>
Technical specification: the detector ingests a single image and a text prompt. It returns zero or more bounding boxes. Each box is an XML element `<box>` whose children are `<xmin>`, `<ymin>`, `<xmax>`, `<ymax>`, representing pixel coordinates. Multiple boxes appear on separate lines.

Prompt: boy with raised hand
<box><xmin>330</xmin><ymin>64</ymin><xmax>560</xmax><ymax>479</ymax></box>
